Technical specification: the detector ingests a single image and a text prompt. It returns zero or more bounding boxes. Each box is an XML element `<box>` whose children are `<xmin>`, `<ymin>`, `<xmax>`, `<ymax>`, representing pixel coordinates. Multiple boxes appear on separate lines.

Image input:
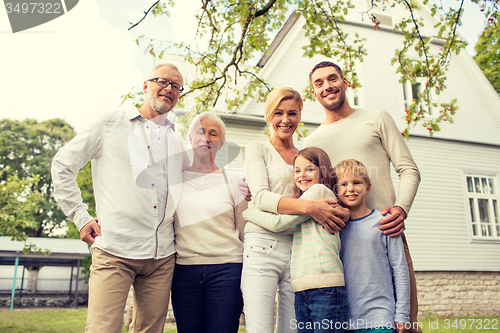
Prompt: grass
<box><xmin>0</xmin><ymin>307</ymin><xmax>498</xmax><ymax>333</ymax></box>
<box><xmin>0</xmin><ymin>308</ymin><xmax>88</xmax><ymax>333</ymax></box>
<box><xmin>0</xmin><ymin>307</ymin><xmax>244</xmax><ymax>333</ymax></box>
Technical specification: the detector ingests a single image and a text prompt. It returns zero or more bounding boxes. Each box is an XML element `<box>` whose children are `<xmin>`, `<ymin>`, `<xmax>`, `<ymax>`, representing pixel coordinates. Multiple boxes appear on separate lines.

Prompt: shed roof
<box><xmin>0</xmin><ymin>236</ymin><xmax>90</xmax><ymax>267</ymax></box>
<box><xmin>0</xmin><ymin>236</ymin><xmax>89</xmax><ymax>255</ymax></box>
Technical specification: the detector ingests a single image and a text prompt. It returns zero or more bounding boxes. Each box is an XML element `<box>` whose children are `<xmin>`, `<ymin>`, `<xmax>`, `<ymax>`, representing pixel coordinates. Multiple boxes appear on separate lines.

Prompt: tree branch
<box><xmin>128</xmin><ymin>1</ymin><xmax>160</xmax><ymax>31</ymax></box>
<box><xmin>440</xmin><ymin>0</ymin><xmax>464</xmax><ymax>65</ymax></box>
<box><xmin>402</xmin><ymin>0</ymin><xmax>431</xmax><ymax>70</ymax></box>
<box><xmin>255</xmin><ymin>0</ymin><xmax>279</xmax><ymax>18</ymax></box>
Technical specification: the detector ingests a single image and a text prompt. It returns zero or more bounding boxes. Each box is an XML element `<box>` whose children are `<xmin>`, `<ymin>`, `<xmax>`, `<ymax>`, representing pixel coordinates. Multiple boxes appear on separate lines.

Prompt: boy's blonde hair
<box><xmin>333</xmin><ymin>159</ymin><xmax>371</xmax><ymax>185</ymax></box>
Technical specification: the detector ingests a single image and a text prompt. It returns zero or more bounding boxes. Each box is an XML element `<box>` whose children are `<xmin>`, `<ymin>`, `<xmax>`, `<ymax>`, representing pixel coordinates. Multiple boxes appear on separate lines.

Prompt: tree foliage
<box><xmin>0</xmin><ymin>118</ymin><xmax>76</xmax><ymax>240</ymax></box>
<box><xmin>474</xmin><ymin>18</ymin><xmax>500</xmax><ymax>94</ymax></box>
<box><xmin>126</xmin><ymin>0</ymin><xmax>498</xmax><ymax>137</ymax></box>
<box><xmin>0</xmin><ymin>175</ymin><xmax>43</xmax><ymax>252</ymax></box>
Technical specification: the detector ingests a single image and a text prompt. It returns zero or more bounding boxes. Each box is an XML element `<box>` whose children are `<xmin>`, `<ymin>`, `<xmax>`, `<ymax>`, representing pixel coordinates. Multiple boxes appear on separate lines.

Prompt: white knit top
<box><xmin>243</xmin><ymin>140</ymin><xmax>296</xmax><ymax>236</ymax></box>
<box><xmin>173</xmin><ymin>170</ymin><xmax>248</xmax><ymax>265</ymax></box>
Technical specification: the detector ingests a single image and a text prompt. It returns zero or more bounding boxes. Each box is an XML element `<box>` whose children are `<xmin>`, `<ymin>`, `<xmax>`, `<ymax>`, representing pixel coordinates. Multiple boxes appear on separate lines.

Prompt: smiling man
<box><xmin>52</xmin><ymin>64</ymin><xmax>187</xmax><ymax>333</ymax></box>
<box><xmin>303</xmin><ymin>61</ymin><xmax>422</xmax><ymax>333</ymax></box>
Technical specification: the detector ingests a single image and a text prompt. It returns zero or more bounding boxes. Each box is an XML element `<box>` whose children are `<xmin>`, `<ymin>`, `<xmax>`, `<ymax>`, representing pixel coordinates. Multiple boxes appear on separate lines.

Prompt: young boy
<box><xmin>335</xmin><ymin>159</ymin><xmax>410</xmax><ymax>333</ymax></box>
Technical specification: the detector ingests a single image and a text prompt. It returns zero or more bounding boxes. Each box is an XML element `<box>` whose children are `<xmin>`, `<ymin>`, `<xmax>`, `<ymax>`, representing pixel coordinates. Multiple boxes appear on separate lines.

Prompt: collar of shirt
<box><xmin>125</xmin><ymin>106</ymin><xmax>176</xmax><ymax>132</ymax></box>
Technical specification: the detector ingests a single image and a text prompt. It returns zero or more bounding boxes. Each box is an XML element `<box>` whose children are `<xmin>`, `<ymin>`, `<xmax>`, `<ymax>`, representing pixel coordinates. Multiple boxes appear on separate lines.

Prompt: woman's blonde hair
<box><xmin>264</xmin><ymin>87</ymin><xmax>303</xmax><ymax>123</ymax></box>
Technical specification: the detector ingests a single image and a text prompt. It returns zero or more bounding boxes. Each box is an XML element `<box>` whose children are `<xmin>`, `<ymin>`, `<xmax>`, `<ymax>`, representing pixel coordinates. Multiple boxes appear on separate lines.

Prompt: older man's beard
<box><xmin>149</xmin><ymin>95</ymin><xmax>174</xmax><ymax>115</ymax></box>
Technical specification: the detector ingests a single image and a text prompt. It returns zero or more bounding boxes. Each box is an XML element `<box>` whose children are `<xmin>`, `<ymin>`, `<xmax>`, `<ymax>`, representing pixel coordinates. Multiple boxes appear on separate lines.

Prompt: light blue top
<box><xmin>339</xmin><ymin>209</ymin><xmax>410</xmax><ymax>329</ymax></box>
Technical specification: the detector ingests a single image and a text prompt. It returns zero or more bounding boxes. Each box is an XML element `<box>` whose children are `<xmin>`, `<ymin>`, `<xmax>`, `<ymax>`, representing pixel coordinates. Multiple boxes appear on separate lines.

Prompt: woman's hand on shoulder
<box><xmin>239</xmin><ymin>177</ymin><xmax>252</xmax><ymax>202</ymax></box>
<box><xmin>306</xmin><ymin>200</ymin><xmax>346</xmax><ymax>234</ymax></box>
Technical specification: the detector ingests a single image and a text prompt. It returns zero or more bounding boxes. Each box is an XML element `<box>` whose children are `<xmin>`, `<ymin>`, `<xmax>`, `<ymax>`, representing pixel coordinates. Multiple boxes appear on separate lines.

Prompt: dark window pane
<box><xmin>475</xmin><ymin>177</ymin><xmax>481</xmax><ymax>193</ymax></box>
<box><xmin>478</xmin><ymin>199</ymin><xmax>490</xmax><ymax>224</ymax></box>
<box><xmin>469</xmin><ymin>198</ymin><xmax>476</xmax><ymax>222</ymax></box>
<box><xmin>489</xmin><ymin>178</ymin><xmax>495</xmax><ymax>195</ymax></box>
<box><xmin>467</xmin><ymin>177</ymin><xmax>473</xmax><ymax>193</ymax></box>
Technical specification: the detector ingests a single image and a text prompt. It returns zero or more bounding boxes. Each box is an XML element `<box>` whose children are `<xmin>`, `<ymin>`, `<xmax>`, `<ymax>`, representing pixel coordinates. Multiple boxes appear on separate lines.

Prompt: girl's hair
<box><xmin>293</xmin><ymin>147</ymin><xmax>335</xmax><ymax>198</ymax></box>
<box><xmin>264</xmin><ymin>87</ymin><xmax>303</xmax><ymax>123</ymax></box>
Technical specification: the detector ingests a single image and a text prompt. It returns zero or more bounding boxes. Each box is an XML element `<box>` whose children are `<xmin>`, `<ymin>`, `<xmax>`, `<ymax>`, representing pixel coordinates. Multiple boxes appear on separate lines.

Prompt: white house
<box><xmin>164</xmin><ymin>0</ymin><xmax>500</xmax><ymax>317</ymax></box>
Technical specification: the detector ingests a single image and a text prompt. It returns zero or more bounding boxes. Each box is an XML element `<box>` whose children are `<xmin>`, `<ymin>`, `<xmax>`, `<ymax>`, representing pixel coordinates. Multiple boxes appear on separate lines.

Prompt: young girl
<box><xmin>243</xmin><ymin>147</ymin><xmax>349</xmax><ymax>333</ymax></box>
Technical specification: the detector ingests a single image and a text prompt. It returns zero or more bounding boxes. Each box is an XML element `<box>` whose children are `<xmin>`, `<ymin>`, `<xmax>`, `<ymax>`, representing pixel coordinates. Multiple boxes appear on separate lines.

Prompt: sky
<box><xmin>0</xmin><ymin>0</ymin><xmax>486</xmax><ymax>132</ymax></box>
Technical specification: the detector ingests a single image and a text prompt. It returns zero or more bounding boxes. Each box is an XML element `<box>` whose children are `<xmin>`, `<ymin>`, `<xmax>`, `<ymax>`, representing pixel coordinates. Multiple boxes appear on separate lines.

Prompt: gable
<box><xmin>240</xmin><ymin>2</ymin><xmax>500</xmax><ymax>145</ymax></box>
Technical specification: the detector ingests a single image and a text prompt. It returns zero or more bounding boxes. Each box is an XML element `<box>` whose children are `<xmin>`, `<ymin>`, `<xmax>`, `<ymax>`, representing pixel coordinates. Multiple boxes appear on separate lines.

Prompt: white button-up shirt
<box><xmin>52</xmin><ymin>106</ymin><xmax>187</xmax><ymax>259</ymax></box>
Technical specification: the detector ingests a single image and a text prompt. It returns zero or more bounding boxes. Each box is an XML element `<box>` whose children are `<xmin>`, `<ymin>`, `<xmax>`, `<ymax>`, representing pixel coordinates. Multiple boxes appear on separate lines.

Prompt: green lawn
<box><xmin>0</xmin><ymin>307</ymin><xmax>498</xmax><ymax>333</ymax></box>
<box><xmin>0</xmin><ymin>307</ymin><xmax>241</xmax><ymax>333</ymax></box>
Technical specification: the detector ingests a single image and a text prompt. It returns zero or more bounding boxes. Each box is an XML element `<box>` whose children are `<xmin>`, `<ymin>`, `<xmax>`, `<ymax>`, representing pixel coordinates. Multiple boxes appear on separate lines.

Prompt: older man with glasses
<box><xmin>52</xmin><ymin>64</ymin><xmax>188</xmax><ymax>333</ymax></box>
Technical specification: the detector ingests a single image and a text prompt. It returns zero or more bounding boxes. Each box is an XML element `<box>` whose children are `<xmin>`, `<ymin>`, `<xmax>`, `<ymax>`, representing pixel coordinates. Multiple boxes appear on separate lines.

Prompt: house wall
<box><xmin>395</xmin><ymin>136</ymin><xmax>500</xmax><ymax>271</ymax></box>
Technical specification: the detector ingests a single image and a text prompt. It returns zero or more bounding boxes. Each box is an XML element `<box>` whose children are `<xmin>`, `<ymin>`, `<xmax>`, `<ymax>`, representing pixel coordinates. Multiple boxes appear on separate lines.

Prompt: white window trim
<box><xmin>345</xmin><ymin>62</ymin><xmax>365</xmax><ymax>109</ymax></box>
<box><xmin>368</xmin><ymin>0</ymin><xmax>395</xmax><ymax>29</ymax></box>
<box><xmin>463</xmin><ymin>173</ymin><xmax>500</xmax><ymax>242</ymax></box>
<box><xmin>401</xmin><ymin>79</ymin><xmax>438</xmax><ymax>120</ymax></box>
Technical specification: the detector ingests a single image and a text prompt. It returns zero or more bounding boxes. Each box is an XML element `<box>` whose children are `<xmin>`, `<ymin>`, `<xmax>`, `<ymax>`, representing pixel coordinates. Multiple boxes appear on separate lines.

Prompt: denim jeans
<box><xmin>241</xmin><ymin>233</ymin><xmax>297</xmax><ymax>333</ymax></box>
<box><xmin>294</xmin><ymin>286</ymin><xmax>348</xmax><ymax>333</ymax></box>
<box><xmin>171</xmin><ymin>263</ymin><xmax>243</xmax><ymax>333</ymax></box>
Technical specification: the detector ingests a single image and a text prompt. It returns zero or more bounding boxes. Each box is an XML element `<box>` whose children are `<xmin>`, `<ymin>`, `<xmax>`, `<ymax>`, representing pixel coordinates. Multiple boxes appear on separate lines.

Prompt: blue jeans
<box><xmin>171</xmin><ymin>263</ymin><xmax>243</xmax><ymax>333</ymax></box>
<box><xmin>294</xmin><ymin>286</ymin><xmax>348</xmax><ymax>333</ymax></box>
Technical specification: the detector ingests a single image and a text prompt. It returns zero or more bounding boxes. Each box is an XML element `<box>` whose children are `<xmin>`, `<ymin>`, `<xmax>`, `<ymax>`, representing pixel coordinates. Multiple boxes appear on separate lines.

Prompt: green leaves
<box><xmin>391</xmin><ymin>0</ymin><xmax>468</xmax><ymax>137</ymax></box>
<box><xmin>0</xmin><ymin>176</ymin><xmax>41</xmax><ymax>241</ymax></box>
<box><xmin>474</xmin><ymin>18</ymin><xmax>500</xmax><ymax>94</ymax></box>
<box><xmin>0</xmin><ymin>118</ymin><xmax>77</xmax><ymax>240</ymax></box>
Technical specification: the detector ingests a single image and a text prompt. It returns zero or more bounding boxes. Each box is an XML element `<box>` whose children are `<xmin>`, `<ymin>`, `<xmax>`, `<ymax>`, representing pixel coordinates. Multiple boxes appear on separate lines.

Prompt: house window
<box><xmin>402</xmin><ymin>80</ymin><xmax>435</xmax><ymax>116</ymax></box>
<box><xmin>346</xmin><ymin>72</ymin><xmax>362</xmax><ymax>108</ymax></box>
<box><xmin>466</xmin><ymin>174</ymin><xmax>500</xmax><ymax>239</ymax></box>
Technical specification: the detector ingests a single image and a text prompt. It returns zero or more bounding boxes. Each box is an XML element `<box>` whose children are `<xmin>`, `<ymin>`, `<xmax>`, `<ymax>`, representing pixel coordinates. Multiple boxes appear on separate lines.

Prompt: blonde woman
<box><xmin>241</xmin><ymin>87</ymin><xmax>345</xmax><ymax>332</ymax></box>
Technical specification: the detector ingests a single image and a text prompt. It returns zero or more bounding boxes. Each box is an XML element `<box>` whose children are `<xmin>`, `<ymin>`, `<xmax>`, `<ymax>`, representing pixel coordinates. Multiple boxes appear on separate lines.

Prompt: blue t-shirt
<box><xmin>339</xmin><ymin>209</ymin><xmax>410</xmax><ymax>330</ymax></box>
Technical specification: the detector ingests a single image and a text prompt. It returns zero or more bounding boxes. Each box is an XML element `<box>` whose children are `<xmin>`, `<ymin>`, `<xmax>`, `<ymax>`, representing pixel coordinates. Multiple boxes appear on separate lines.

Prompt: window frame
<box><xmin>402</xmin><ymin>79</ymin><xmax>437</xmax><ymax>118</ymax></box>
<box><xmin>368</xmin><ymin>0</ymin><xmax>395</xmax><ymax>29</ymax></box>
<box><xmin>464</xmin><ymin>173</ymin><xmax>500</xmax><ymax>241</ymax></box>
<box><xmin>343</xmin><ymin>62</ymin><xmax>365</xmax><ymax>109</ymax></box>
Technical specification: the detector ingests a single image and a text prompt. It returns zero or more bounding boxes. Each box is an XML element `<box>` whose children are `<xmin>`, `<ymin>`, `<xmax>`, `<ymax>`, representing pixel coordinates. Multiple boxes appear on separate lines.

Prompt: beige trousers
<box><xmin>85</xmin><ymin>248</ymin><xmax>175</xmax><ymax>333</ymax></box>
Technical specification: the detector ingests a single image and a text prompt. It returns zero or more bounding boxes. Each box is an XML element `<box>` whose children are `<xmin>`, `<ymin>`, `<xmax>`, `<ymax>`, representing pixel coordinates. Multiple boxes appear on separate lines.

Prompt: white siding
<box><xmin>394</xmin><ymin>136</ymin><xmax>500</xmax><ymax>271</ymax></box>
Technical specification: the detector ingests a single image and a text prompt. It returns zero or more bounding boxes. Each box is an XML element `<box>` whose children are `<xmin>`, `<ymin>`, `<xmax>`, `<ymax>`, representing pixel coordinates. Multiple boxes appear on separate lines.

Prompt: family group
<box><xmin>52</xmin><ymin>60</ymin><xmax>421</xmax><ymax>333</ymax></box>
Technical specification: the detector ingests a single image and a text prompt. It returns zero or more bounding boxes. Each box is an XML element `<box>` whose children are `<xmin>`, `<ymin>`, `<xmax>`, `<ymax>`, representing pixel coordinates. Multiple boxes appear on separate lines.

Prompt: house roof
<box><xmin>256</xmin><ymin>11</ymin><xmax>301</xmax><ymax>68</ymax></box>
<box><xmin>0</xmin><ymin>236</ymin><xmax>89</xmax><ymax>267</ymax></box>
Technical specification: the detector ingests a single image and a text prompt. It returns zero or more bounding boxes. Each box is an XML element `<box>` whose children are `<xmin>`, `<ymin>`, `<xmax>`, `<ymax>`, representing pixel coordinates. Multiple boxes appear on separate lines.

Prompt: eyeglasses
<box><xmin>148</xmin><ymin>77</ymin><xmax>184</xmax><ymax>93</ymax></box>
